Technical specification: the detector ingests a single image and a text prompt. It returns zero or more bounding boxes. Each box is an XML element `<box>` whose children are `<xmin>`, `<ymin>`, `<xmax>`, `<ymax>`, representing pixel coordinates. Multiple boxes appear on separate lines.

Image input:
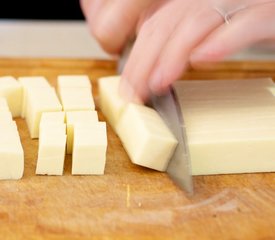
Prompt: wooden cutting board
<box><xmin>0</xmin><ymin>58</ymin><xmax>274</xmax><ymax>240</ymax></box>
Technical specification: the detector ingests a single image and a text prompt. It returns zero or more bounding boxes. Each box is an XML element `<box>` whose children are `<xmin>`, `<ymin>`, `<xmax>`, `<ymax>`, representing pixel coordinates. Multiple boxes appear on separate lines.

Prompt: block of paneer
<box><xmin>57</xmin><ymin>75</ymin><xmax>91</xmax><ymax>90</ymax></box>
<box><xmin>0</xmin><ymin>76</ymin><xmax>22</xmax><ymax>117</ymax></box>
<box><xmin>18</xmin><ymin>76</ymin><xmax>51</xmax><ymax>118</ymax></box>
<box><xmin>58</xmin><ymin>88</ymin><xmax>95</xmax><ymax>111</ymax></box>
<box><xmin>0</xmin><ymin>97</ymin><xmax>10</xmax><ymax>111</ymax></box>
<box><xmin>174</xmin><ymin>79</ymin><xmax>275</xmax><ymax>175</ymax></box>
<box><xmin>116</xmin><ymin>103</ymin><xmax>178</xmax><ymax>172</ymax></box>
<box><xmin>98</xmin><ymin>76</ymin><xmax>127</xmax><ymax>131</ymax></box>
<box><xmin>0</xmin><ymin>121</ymin><xmax>24</xmax><ymax>180</ymax></box>
<box><xmin>65</xmin><ymin>111</ymin><xmax>98</xmax><ymax>154</ymax></box>
<box><xmin>36</xmin><ymin>124</ymin><xmax>67</xmax><ymax>175</ymax></box>
<box><xmin>25</xmin><ymin>87</ymin><xmax>62</xmax><ymax>138</ymax></box>
<box><xmin>72</xmin><ymin>122</ymin><xmax>107</xmax><ymax>175</ymax></box>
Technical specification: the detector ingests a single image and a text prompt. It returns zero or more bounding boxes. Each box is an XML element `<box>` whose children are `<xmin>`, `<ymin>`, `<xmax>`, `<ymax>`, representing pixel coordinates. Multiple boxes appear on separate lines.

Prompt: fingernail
<box><xmin>119</xmin><ymin>78</ymin><xmax>142</xmax><ymax>104</ymax></box>
<box><xmin>149</xmin><ymin>69</ymin><xmax>164</xmax><ymax>95</ymax></box>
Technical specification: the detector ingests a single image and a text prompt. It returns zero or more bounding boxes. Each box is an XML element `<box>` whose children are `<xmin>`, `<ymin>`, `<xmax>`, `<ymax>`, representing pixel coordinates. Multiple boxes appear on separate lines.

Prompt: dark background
<box><xmin>0</xmin><ymin>0</ymin><xmax>84</xmax><ymax>20</ymax></box>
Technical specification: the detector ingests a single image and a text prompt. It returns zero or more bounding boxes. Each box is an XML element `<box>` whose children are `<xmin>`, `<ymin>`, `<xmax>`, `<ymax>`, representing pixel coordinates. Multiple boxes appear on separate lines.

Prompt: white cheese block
<box><xmin>98</xmin><ymin>76</ymin><xmax>127</xmax><ymax>131</ymax></box>
<box><xmin>189</xmin><ymin>128</ymin><xmax>275</xmax><ymax>175</ymax></box>
<box><xmin>25</xmin><ymin>87</ymin><xmax>62</xmax><ymax>138</ymax></box>
<box><xmin>0</xmin><ymin>76</ymin><xmax>22</xmax><ymax>117</ymax></box>
<box><xmin>174</xmin><ymin>79</ymin><xmax>275</xmax><ymax>175</ymax></box>
<box><xmin>66</xmin><ymin>111</ymin><xmax>98</xmax><ymax>154</ymax></box>
<box><xmin>36</xmin><ymin>130</ymin><xmax>67</xmax><ymax>176</ymax></box>
<box><xmin>58</xmin><ymin>88</ymin><xmax>95</xmax><ymax>111</ymax></box>
<box><xmin>57</xmin><ymin>75</ymin><xmax>91</xmax><ymax>90</ymax></box>
<box><xmin>116</xmin><ymin>103</ymin><xmax>178</xmax><ymax>172</ymax></box>
<box><xmin>72</xmin><ymin>122</ymin><xmax>107</xmax><ymax>175</ymax></box>
<box><xmin>18</xmin><ymin>76</ymin><xmax>51</xmax><ymax>118</ymax></box>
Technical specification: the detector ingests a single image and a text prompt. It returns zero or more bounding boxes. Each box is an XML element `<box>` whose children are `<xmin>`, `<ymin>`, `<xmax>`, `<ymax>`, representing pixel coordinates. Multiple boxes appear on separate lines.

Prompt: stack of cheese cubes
<box><xmin>98</xmin><ymin>76</ymin><xmax>178</xmax><ymax>172</ymax></box>
<box><xmin>36</xmin><ymin>112</ymin><xmax>67</xmax><ymax>175</ymax></box>
<box><xmin>19</xmin><ymin>76</ymin><xmax>62</xmax><ymax>139</ymax></box>
<box><xmin>57</xmin><ymin>75</ymin><xmax>107</xmax><ymax>175</ymax></box>
<box><xmin>174</xmin><ymin>78</ymin><xmax>275</xmax><ymax>175</ymax></box>
<box><xmin>0</xmin><ymin>97</ymin><xmax>24</xmax><ymax>179</ymax></box>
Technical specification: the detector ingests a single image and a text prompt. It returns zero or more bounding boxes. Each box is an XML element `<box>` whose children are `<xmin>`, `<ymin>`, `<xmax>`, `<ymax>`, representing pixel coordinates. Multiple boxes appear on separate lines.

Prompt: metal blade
<box><xmin>150</xmin><ymin>88</ymin><xmax>193</xmax><ymax>195</ymax></box>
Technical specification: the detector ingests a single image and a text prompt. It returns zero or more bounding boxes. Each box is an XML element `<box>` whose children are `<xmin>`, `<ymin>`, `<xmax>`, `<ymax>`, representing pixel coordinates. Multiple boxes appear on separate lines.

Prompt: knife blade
<box><xmin>118</xmin><ymin>41</ymin><xmax>193</xmax><ymax>195</ymax></box>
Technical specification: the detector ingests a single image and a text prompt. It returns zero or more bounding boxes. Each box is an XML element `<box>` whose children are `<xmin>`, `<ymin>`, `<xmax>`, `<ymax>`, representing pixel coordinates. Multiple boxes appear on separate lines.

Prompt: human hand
<box><xmin>119</xmin><ymin>0</ymin><xmax>275</xmax><ymax>103</ymax></box>
<box><xmin>80</xmin><ymin>0</ymin><xmax>155</xmax><ymax>54</ymax></box>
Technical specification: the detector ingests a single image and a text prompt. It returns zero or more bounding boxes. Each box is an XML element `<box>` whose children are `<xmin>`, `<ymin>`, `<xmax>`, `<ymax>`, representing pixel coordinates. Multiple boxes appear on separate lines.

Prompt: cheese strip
<box><xmin>18</xmin><ymin>76</ymin><xmax>51</xmax><ymax>118</ymax></box>
<box><xmin>0</xmin><ymin>76</ymin><xmax>22</xmax><ymax>117</ymax></box>
<box><xmin>57</xmin><ymin>75</ymin><xmax>91</xmax><ymax>90</ymax></box>
<box><xmin>58</xmin><ymin>88</ymin><xmax>95</xmax><ymax>111</ymax></box>
<box><xmin>36</xmin><ymin>124</ymin><xmax>67</xmax><ymax>175</ymax></box>
<box><xmin>116</xmin><ymin>103</ymin><xmax>178</xmax><ymax>172</ymax></box>
<box><xmin>25</xmin><ymin>87</ymin><xmax>62</xmax><ymax>138</ymax></box>
<box><xmin>98</xmin><ymin>76</ymin><xmax>126</xmax><ymax>131</ymax></box>
<box><xmin>66</xmin><ymin>111</ymin><xmax>98</xmax><ymax>154</ymax></box>
<box><xmin>72</xmin><ymin>122</ymin><xmax>107</xmax><ymax>175</ymax></box>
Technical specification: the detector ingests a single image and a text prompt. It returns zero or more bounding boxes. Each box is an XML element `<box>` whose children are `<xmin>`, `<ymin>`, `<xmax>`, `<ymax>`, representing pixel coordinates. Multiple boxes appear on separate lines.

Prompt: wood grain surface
<box><xmin>0</xmin><ymin>58</ymin><xmax>274</xmax><ymax>240</ymax></box>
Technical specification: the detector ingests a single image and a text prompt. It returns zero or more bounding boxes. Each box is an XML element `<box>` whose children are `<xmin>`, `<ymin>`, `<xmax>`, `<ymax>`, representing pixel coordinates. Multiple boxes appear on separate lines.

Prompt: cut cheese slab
<box><xmin>72</xmin><ymin>122</ymin><xmax>107</xmax><ymax>175</ymax></box>
<box><xmin>58</xmin><ymin>88</ymin><xmax>95</xmax><ymax>111</ymax></box>
<box><xmin>57</xmin><ymin>75</ymin><xmax>91</xmax><ymax>89</ymax></box>
<box><xmin>36</xmin><ymin>124</ymin><xmax>67</xmax><ymax>176</ymax></box>
<box><xmin>25</xmin><ymin>87</ymin><xmax>62</xmax><ymax>138</ymax></box>
<box><xmin>66</xmin><ymin>111</ymin><xmax>98</xmax><ymax>154</ymax></box>
<box><xmin>116</xmin><ymin>103</ymin><xmax>178</xmax><ymax>172</ymax></box>
<box><xmin>174</xmin><ymin>79</ymin><xmax>275</xmax><ymax>175</ymax></box>
<box><xmin>18</xmin><ymin>76</ymin><xmax>51</xmax><ymax>118</ymax></box>
<box><xmin>0</xmin><ymin>76</ymin><xmax>22</xmax><ymax>117</ymax></box>
<box><xmin>98</xmin><ymin>76</ymin><xmax>127</xmax><ymax>131</ymax></box>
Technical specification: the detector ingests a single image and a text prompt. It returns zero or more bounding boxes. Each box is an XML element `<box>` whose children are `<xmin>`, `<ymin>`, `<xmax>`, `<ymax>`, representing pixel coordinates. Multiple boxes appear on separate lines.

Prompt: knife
<box><xmin>118</xmin><ymin>41</ymin><xmax>193</xmax><ymax>195</ymax></box>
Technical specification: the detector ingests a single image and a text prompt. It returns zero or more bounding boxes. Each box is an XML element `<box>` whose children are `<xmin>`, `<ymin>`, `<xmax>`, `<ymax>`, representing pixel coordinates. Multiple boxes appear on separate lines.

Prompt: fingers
<box><xmin>120</xmin><ymin>0</ymin><xmax>185</xmax><ymax>102</ymax></box>
<box><xmin>121</xmin><ymin>0</ymin><xmax>225</xmax><ymax>102</ymax></box>
<box><xmin>81</xmin><ymin>0</ymin><xmax>154</xmax><ymax>54</ymax></box>
<box><xmin>191</xmin><ymin>2</ymin><xmax>275</xmax><ymax>61</ymax></box>
<box><xmin>148</xmin><ymin>3</ymin><xmax>225</xmax><ymax>94</ymax></box>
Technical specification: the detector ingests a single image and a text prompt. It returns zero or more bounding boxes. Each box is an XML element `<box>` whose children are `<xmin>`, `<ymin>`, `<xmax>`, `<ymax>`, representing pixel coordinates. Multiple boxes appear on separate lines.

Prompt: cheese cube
<box><xmin>25</xmin><ymin>87</ymin><xmax>62</xmax><ymax>138</ymax></box>
<box><xmin>36</xmin><ymin>128</ymin><xmax>67</xmax><ymax>176</ymax></box>
<box><xmin>66</xmin><ymin>111</ymin><xmax>98</xmax><ymax>154</ymax></box>
<box><xmin>0</xmin><ymin>120</ymin><xmax>24</xmax><ymax>180</ymax></box>
<box><xmin>116</xmin><ymin>103</ymin><xmax>178</xmax><ymax>172</ymax></box>
<box><xmin>72</xmin><ymin>122</ymin><xmax>107</xmax><ymax>175</ymax></box>
<box><xmin>0</xmin><ymin>144</ymin><xmax>24</xmax><ymax>180</ymax></box>
<box><xmin>40</xmin><ymin>112</ymin><xmax>65</xmax><ymax>127</ymax></box>
<box><xmin>18</xmin><ymin>76</ymin><xmax>51</xmax><ymax>118</ymax></box>
<box><xmin>57</xmin><ymin>75</ymin><xmax>91</xmax><ymax>90</ymax></box>
<box><xmin>58</xmin><ymin>88</ymin><xmax>95</xmax><ymax>111</ymax></box>
<box><xmin>98</xmin><ymin>76</ymin><xmax>127</xmax><ymax>131</ymax></box>
<box><xmin>0</xmin><ymin>76</ymin><xmax>22</xmax><ymax>117</ymax></box>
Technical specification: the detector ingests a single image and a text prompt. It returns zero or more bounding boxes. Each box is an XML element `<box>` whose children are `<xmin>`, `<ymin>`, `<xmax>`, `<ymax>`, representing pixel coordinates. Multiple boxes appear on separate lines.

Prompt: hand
<box><xmin>80</xmin><ymin>0</ymin><xmax>155</xmax><ymax>54</ymax></box>
<box><xmin>119</xmin><ymin>0</ymin><xmax>275</xmax><ymax>103</ymax></box>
